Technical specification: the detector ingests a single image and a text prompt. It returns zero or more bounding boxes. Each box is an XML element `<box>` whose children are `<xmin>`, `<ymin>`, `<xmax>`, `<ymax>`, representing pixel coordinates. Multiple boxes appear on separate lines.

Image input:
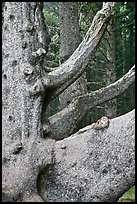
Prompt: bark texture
<box><xmin>105</xmin><ymin>19</ymin><xmax>117</xmax><ymax>118</ymax></box>
<box><xmin>59</xmin><ymin>2</ymin><xmax>87</xmax><ymax>110</ymax></box>
<box><xmin>38</xmin><ymin>109</ymin><xmax>135</xmax><ymax>202</ymax></box>
<box><xmin>2</xmin><ymin>2</ymin><xmax>134</xmax><ymax>202</ymax></box>
<box><xmin>2</xmin><ymin>2</ymin><xmax>52</xmax><ymax>202</ymax></box>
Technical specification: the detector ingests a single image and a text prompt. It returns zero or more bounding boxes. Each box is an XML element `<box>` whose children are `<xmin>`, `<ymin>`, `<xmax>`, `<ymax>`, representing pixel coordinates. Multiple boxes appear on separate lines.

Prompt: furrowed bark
<box><xmin>46</xmin><ymin>65</ymin><xmax>135</xmax><ymax>140</ymax></box>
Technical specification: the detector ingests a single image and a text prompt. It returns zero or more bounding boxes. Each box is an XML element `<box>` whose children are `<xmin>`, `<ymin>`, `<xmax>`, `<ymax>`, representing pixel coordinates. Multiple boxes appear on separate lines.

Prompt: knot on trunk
<box><xmin>25</xmin><ymin>23</ymin><xmax>34</xmax><ymax>32</ymax></box>
<box><xmin>33</xmin><ymin>80</ymin><xmax>43</xmax><ymax>95</ymax></box>
<box><xmin>30</xmin><ymin>48</ymin><xmax>47</xmax><ymax>65</ymax></box>
<box><xmin>23</xmin><ymin>66</ymin><xmax>34</xmax><ymax>76</ymax></box>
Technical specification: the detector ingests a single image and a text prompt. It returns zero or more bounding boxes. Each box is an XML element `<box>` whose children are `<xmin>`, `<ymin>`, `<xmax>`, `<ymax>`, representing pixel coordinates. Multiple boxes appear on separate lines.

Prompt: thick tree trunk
<box><xmin>2</xmin><ymin>2</ymin><xmax>53</xmax><ymax>202</ymax></box>
<box><xmin>38</xmin><ymin>109</ymin><xmax>135</xmax><ymax>202</ymax></box>
<box><xmin>59</xmin><ymin>2</ymin><xmax>87</xmax><ymax>110</ymax></box>
<box><xmin>3</xmin><ymin>2</ymin><xmax>134</xmax><ymax>202</ymax></box>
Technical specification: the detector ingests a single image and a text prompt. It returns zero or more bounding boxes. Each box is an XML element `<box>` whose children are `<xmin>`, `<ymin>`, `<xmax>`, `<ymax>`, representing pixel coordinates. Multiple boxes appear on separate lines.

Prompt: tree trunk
<box><xmin>105</xmin><ymin>19</ymin><xmax>117</xmax><ymax>118</ymax></box>
<box><xmin>2</xmin><ymin>2</ymin><xmax>135</xmax><ymax>202</ymax></box>
<box><xmin>2</xmin><ymin>2</ymin><xmax>53</xmax><ymax>202</ymax></box>
<box><xmin>59</xmin><ymin>2</ymin><xmax>87</xmax><ymax>111</ymax></box>
<box><xmin>38</xmin><ymin>109</ymin><xmax>135</xmax><ymax>202</ymax></box>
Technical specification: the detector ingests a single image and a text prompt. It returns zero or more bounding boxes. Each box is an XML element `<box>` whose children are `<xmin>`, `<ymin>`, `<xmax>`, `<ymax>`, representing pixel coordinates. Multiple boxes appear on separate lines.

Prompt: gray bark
<box><xmin>105</xmin><ymin>19</ymin><xmax>117</xmax><ymax>118</ymax></box>
<box><xmin>59</xmin><ymin>2</ymin><xmax>81</xmax><ymax>59</ymax></box>
<box><xmin>59</xmin><ymin>2</ymin><xmax>87</xmax><ymax>110</ymax></box>
<box><xmin>39</xmin><ymin>109</ymin><xmax>135</xmax><ymax>202</ymax></box>
<box><xmin>2</xmin><ymin>2</ymin><xmax>52</xmax><ymax>202</ymax></box>
<box><xmin>2</xmin><ymin>2</ymin><xmax>134</xmax><ymax>202</ymax></box>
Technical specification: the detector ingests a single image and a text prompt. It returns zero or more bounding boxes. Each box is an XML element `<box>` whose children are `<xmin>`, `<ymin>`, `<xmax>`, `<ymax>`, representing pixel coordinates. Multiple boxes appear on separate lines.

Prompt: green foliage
<box><xmin>114</xmin><ymin>2</ymin><xmax>135</xmax><ymax>116</ymax></box>
<box><xmin>78</xmin><ymin>2</ymin><xmax>102</xmax><ymax>39</ymax></box>
<box><xmin>122</xmin><ymin>185</ymin><xmax>135</xmax><ymax>198</ymax></box>
<box><xmin>44</xmin><ymin>10</ymin><xmax>59</xmax><ymax>28</ymax></box>
<box><xmin>43</xmin><ymin>4</ymin><xmax>60</xmax><ymax>67</ymax></box>
<box><xmin>118</xmin><ymin>185</ymin><xmax>135</xmax><ymax>201</ymax></box>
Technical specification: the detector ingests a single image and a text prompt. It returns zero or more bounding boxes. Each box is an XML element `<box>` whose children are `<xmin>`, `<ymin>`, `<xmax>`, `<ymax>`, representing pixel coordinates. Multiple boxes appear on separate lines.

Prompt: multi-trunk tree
<box><xmin>2</xmin><ymin>2</ymin><xmax>135</xmax><ymax>202</ymax></box>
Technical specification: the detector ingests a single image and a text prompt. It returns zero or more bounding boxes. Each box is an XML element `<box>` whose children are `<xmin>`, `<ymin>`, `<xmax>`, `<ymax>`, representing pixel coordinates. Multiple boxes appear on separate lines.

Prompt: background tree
<box><xmin>2</xmin><ymin>2</ymin><xmax>135</xmax><ymax>202</ymax></box>
<box><xmin>114</xmin><ymin>2</ymin><xmax>135</xmax><ymax>116</ymax></box>
<box><xmin>58</xmin><ymin>2</ymin><xmax>87</xmax><ymax>115</ymax></box>
<box><xmin>104</xmin><ymin>18</ymin><xmax>117</xmax><ymax>118</ymax></box>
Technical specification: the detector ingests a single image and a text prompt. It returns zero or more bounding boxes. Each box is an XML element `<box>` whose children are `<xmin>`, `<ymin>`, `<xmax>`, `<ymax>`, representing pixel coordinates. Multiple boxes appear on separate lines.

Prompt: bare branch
<box><xmin>42</xmin><ymin>3</ymin><xmax>116</xmax><ymax>100</ymax></box>
<box><xmin>78</xmin><ymin>65</ymin><xmax>135</xmax><ymax>109</ymax></box>
<box><xmin>47</xmin><ymin>65</ymin><xmax>135</xmax><ymax>140</ymax></box>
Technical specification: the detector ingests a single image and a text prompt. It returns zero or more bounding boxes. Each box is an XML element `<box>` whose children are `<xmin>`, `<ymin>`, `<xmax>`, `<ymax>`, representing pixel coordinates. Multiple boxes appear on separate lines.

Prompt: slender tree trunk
<box><xmin>105</xmin><ymin>19</ymin><xmax>117</xmax><ymax>118</ymax></box>
<box><xmin>58</xmin><ymin>2</ymin><xmax>87</xmax><ymax>111</ymax></box>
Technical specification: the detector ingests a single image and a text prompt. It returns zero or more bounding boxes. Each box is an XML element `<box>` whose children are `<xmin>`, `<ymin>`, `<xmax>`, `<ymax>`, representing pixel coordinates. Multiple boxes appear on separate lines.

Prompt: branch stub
<box><xmin>33</xmin><ymin>82</ymin><xmax>42</xmax><ymax>95</ymax></box>
<box><xmin>23</xmin><ymin>66</ymin><xmax>34</xmax><ymax>76</ymax></box>
<box><xmin>36</xmin><ymin>48</ymin><xmax>47</xmax><ymax>56</ymax></box>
